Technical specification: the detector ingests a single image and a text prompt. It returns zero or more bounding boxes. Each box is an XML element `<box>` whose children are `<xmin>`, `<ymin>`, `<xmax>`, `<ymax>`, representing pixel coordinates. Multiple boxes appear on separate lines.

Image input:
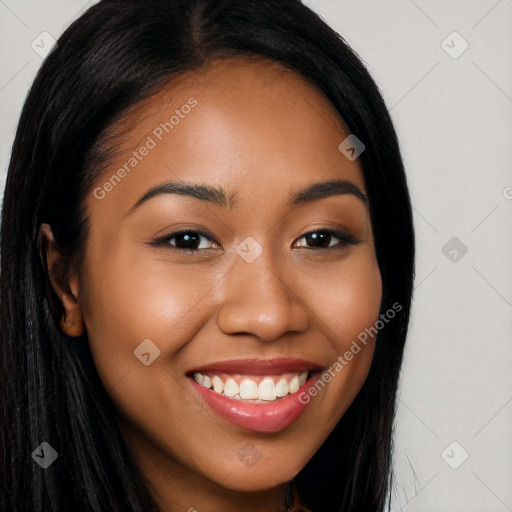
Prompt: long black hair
<box><xmin>0</xmin><ymin>1</ymin><xmax>415</xmax><ymax>510</ymax></box>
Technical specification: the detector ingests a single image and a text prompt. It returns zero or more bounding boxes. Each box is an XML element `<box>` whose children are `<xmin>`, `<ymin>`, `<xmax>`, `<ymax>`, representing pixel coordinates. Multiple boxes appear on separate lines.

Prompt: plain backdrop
<box><xmin>1</xmin><ymin>1</ymin><xmax>511</xmax><ymax>510</ymax></box>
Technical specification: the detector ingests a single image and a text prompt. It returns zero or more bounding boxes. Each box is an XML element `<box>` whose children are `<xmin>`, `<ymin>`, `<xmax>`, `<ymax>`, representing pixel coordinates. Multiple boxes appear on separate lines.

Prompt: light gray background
<box><xmin>1</xmin><ymin>1</ymin><xmax>511</xmax><ymax>510</ymax></box>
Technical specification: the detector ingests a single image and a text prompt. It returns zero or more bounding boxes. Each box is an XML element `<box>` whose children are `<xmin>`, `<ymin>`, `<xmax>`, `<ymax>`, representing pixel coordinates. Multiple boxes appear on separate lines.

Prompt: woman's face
<box><xmin>75</xmin><ymin>57</ymin><xmax>382</xmax><ymax>507</ymax></box>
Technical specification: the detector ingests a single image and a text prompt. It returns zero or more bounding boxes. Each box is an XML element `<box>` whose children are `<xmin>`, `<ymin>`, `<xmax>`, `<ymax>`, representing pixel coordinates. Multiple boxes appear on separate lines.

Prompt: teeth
<box><xmin>224</xmin><ymin>378</ymin><xmax>238</xmax><ymax>397</ymax></box>
<box><xmin>240</xmin><ymin>380</ymin><xmax>258</xmax><ymax>399</ymax></box>
<box><xmin>289</xmin><ymin>375</ymin><xmax>299</xmax><ymax>394</ymax></box>
<box><xmin>202</xmin><ymin>374</ymin><xmax>212</xmax><ymax>389</ymax></box>
<box><xmin>258</xmin><ymin>378</ymin><xmax>276</xmax><ymax>401</ymax></box>
<box><xmin>194</xmin><ymin>371</ymin><xmax>309</xmax><ymax>402</ymax></box>
<box><xmin>275</xmin><ymin>378</ymin><xmax>289</xmax><ymax>397</ymax></box>
<box><xmin>212</xmin><ymin>375</ymin><xmax>224</xmax><ymax>394</ymax></box>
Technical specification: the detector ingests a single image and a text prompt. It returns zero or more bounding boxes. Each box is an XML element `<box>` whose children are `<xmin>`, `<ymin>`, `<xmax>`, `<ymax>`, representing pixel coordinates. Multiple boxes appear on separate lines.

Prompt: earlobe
<box><xmin>38</xmin><ymin>223</ymin><xmax>85</xmax><ymax>337</ymax></box>
<box><xmin>59</xmin><ymin>309</ymin><xmax>85</xmax><ymax>338</ymax></box>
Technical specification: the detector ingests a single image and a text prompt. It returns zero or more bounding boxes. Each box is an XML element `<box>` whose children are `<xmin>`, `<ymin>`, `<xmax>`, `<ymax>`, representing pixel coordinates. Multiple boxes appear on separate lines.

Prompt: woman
<box><xmin>0</xmin><ymin>1</ymin><xmax>415</xmax><ymax>511</ymax></box>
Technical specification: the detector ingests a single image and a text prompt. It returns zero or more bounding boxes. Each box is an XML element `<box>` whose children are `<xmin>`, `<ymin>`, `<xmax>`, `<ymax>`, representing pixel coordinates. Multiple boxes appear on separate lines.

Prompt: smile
<box><xmin>193</xmin><ymin>371</ymin><xmax>309</xmax><ymax>402</ymax></box>
<box><xmin>188</xmin><ymin>359</ymin><xmax>324</xmax><ymax>433</ymax></box>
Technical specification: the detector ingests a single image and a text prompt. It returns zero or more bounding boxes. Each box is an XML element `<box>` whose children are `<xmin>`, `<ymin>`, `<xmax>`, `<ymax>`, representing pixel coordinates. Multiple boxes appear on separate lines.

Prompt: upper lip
<box><xmin>187</xmin><ymin>358</ymin><xmax>325</xmax><ymax>376</ymax></box>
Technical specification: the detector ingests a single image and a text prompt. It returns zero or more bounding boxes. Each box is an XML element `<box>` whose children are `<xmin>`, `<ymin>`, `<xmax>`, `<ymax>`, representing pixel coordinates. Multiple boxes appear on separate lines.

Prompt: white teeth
<box><xmin>212</xmin><ymin>375</ymin><xmax>224</xmax><ymax>394</ymax></box>
<box><xmin>202</xmin><ymin>374</ymin><xmax>212</xmax><ymax>389</ymax></box>
<box><xmin>275</xmin><ymin>378</ymin><xmax>289</xmax><ymax>397</ymax></box>
<box><xmin>224</xmin><ymin>378</ymin><xmax>238</xmax><ymax>397</ymax></box>
<box><xmin>289</xmin><ymin>375</ymin><xmax>299</xmax><ymax>394</ymax></box>
<box><xmin>258</xmin><ymin>378</ymin><xmax>276</xmax><ymax>401</ymax></box>
<box><xmin>194</xmin><ymin>371</ymin><xmax>310</xmax><ymax>401</ymax></box>
<box><xmin>239</xmin><ymin>380</ymin><xmax>258</xmax><ymax>399</ymax></box>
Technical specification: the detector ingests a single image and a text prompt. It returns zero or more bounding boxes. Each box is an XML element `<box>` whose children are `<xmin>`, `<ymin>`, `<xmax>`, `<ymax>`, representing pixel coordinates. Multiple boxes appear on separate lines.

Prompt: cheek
<box><xmin>80</xmin><ymin>250</ymin><xmax>220</xmax><ymax>391</ymax></box>
<box><xmin>297</xmin><ymin>251</ymin><xmax>382</xmax><ymax>418</ymax></box>
<box><xmin>308</xmin><ymin>251</ymin><xmax>382</xmax><ymax>349</ymax></box>
<box><xmin>78</xmin><ymin>254</ymin><xmax>224</xmax><ymax>467</ymax></box>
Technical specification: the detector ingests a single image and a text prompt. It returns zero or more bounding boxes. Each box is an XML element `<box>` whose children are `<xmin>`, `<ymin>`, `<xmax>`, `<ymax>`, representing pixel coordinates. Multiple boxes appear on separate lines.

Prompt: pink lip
<box><xmin>188</xmin><ymin>358</ymin><xmax>325</xmax><ymax>375</ymax></box>
<box><xmin>187</xmin><ymin>359</ymin><xmax>325</xmax><ymax>433</ymax></box>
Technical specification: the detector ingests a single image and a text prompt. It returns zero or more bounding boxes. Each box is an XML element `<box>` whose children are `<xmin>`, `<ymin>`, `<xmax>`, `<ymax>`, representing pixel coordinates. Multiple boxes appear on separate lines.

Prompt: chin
<box><xmin>210</xmin><ymin>451</ymin><xmax>309</xmax><ymax>492</ymax></box>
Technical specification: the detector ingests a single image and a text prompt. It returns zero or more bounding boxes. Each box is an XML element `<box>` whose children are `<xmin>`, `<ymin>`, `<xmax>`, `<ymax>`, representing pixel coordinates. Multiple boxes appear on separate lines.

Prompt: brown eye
<box><xmin>150</xmin><ymin>230</ymin><xmax>219</xmax><ymax>251</ymax></box>
<box><xmin>170</xmin><ymin>232</ymin><xmax>205</xmax><ymax>250</ymax></box>
<box><xmin>295</xmin><ymin>230</ymin><xmax>359</xmax><ymax>250</ymax></box>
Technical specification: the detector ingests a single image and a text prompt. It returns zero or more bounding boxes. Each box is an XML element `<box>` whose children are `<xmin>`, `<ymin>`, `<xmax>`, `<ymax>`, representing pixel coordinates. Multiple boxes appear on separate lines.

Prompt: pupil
<box><xmin>307</xmin><ymin>232</ymin><xmax>329</xmax><ymax>248</ymax></box>
<box><xmin>177</xmin><ymin>232</ymin><xmax>199</xmax><ymax>249</ymax></box>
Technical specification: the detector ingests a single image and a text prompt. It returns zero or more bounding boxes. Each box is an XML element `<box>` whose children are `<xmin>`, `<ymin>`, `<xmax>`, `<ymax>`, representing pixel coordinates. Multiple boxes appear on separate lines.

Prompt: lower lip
<box><xmin>190</xmin><ymin>375</ymin><xmax>317</xmax><ymax>433</ymax></box>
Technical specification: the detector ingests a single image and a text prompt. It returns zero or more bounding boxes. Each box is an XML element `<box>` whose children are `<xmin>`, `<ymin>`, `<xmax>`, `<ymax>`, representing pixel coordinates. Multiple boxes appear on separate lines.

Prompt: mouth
<box><xmin>187</xmin><ymin>359</ymin><xmax>324</xmax><ymax>433</ymax></box>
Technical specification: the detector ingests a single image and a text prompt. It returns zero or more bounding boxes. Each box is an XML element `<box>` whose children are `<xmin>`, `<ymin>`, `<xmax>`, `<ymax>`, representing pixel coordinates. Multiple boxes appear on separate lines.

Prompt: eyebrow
<box><xmin>128</xmin><ymin>179</ymin><xmax>368</xmax><ymax>214</ymax></box>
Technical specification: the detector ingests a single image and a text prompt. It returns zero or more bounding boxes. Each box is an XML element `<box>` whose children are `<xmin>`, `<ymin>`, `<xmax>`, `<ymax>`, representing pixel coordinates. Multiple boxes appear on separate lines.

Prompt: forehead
<box><xmin>87</xmin><ymin>56</ymin><xmax>366</xmax><ymax>217</ymax></box>
<box><xmin>126</xmin><ymin>55</ymin><xmax>347</xmax><ymax>133</ymax></box>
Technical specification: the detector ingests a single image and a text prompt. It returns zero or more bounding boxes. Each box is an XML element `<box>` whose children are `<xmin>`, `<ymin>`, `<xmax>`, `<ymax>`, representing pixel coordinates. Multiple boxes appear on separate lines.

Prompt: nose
<box><xmin>215</xmin><ymin>248</ymin><xmax>310</xmax><ymax>342</ymax></box>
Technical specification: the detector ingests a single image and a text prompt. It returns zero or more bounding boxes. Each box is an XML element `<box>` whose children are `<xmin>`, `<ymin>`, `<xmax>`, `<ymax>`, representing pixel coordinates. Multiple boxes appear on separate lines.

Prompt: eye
<box><xmin>294</xmin><ymin>229</ymin><xmax>359</xmax><ymax>250</ymax></box>
<box><xmin>150</xmin><ymin>228</ymin><xmax>359</xmax><ymax>253</ymax></box>
<box><xmin>150</xmin><ymin>230</ymin><xmax>220</xmax><ymax>251</ymax></box>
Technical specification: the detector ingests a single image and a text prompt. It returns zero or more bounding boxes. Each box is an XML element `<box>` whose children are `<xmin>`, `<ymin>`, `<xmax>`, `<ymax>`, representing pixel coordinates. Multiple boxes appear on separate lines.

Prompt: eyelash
<box><xmin>149</xmin><ymin>228</ymin><xmax>360</xmax><ymax>253</ymax></box>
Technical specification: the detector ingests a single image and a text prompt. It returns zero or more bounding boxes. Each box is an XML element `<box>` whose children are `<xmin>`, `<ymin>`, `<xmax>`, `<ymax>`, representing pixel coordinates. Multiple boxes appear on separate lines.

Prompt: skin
<box><xmin>42</xmin><ymin>56</ymin><xmax>382</xmax><ymax>512</ymax></box>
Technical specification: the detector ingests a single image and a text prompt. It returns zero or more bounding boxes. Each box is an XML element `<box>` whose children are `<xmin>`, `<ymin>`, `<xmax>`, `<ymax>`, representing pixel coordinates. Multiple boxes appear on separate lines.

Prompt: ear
<box><xmin>38</xmin><ymin>223</ymin><xmax>85</xmax><ymax>337</ymax></box>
